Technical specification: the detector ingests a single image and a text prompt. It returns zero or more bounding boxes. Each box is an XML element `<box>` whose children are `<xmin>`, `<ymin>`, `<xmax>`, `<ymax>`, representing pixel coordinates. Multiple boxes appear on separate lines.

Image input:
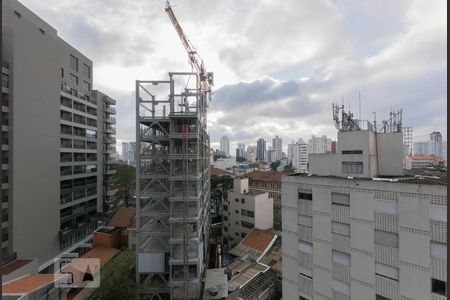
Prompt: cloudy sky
<box><xmin>22</xmin><ymin>0</ymin><xmax>447</xmax><ymax>153</ymax></box>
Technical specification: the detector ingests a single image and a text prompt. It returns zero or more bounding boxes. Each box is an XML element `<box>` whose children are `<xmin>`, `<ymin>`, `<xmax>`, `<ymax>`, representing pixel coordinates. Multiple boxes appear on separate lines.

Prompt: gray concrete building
<box><xmin>282</xmin><ymin>109</ymin><xmax>447</xmax><ymax>300</ymax></box>
<box><xmin>2</xmin><ymin>0</ymin><xmax>117</xmax><ymax>269</ymax></box>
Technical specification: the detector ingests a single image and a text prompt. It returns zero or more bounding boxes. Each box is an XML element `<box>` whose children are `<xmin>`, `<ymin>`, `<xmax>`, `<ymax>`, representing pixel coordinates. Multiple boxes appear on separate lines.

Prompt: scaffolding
<box><xmin>135</xmin><ymin>72</ymin><xmax>211</xmax><ymax>300</ymax></box>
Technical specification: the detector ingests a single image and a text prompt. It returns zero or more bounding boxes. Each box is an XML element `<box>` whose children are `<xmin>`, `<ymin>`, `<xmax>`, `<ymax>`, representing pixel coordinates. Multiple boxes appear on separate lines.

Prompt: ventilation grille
<box><xmin>375</xmin><ymin>244</ymin><xmax>399</xmax><ymax>267</ymax></box>
<box><xmin>431</xmin><ymin>220</ymin><xmax>447</xmax><ymax>243</ymax></box>
<box><xmin>431</xmin><ymin>256</ymin><xmax>447</xmax><ymax>282</ymax></box>
<box><xmin>332</xmin><ymin>262</ymin><xmax>350</xmax><ymax>283</ymax></box>
<box><xmin>332</xmin><ymin>289</ymin><xmax>350</xmax><ymax>300</ymax></box>
<box><xmin>376</xmin><ymin>275</ymin><xmax>399</xmax><ymax>300</ymax></box>
<box><xmin>298</xmin><ymin>225</ymin><xmax>313</xmax><ymax>243</ymax></box>
<box><xmin>332</xmin><ymin>205</ymin><xmax>350</xmax><ymax>224</ymax></box>
<box><xmin>298</xmin><ymin>199</ymin><xmax>312</xmax><ymax>216</ymax></box>
<box><xmin>298</xmin><ymin>274</ymin><xmax>313</xmax><ymax>296</ymax></box>
<box><xmin>298</xmin><ymin>251</ymin><xmax>313</xmax><ymax>269</ymax></box>
<box><xmin>375</xmin><ymin>212</ymin><xmax>398</xmax><ymax>233</ymax></box>
<box><xmin>332</xmin><ymin>234</ymin><xmax>350</xmax><ymax>254</ymax></box>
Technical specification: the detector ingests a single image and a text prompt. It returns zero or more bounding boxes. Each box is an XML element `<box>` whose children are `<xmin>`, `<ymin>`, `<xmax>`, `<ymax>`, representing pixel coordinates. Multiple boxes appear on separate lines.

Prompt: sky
<box><xmin>21</xmin><ymin>0</ymin><xmax>447</xmax><ymax>154</ymax></box>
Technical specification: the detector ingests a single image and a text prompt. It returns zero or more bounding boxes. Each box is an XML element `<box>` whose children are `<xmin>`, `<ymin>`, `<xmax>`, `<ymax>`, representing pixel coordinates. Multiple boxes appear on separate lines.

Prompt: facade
<box><xmin>2</xmin><ymin>0</ymin><xmax>117</xmax><ymax>268</ymax></box>
<box><xmin>246</xmin><ymin>171</ymin><xmax>282</xmax><ymax>206</ymax></box>
<box><xmin>288</xmin><ymin>139</ymin><xmax>309</xmax><ymax>172</ymax></box>
<box><xmin>135</xmin><ymin>73</ymin><xmax>210</xmax><ymax>299</ymax></box>
<box><xmin>413</xmin><ymin>141</ymin><xmax>429</xmax><ymax>155</ymax></box>
<box><xmin>413</xmin><ymin>132</ymin><xmax>446</xmax><ymax>159</ymax></box>
<box><xmin>282</xmin><ymin>113</ymin><xmax>447</xmax><ymax>300</ymax></box>
<box><xmin>406</xmin><ymin>154</ymin><xmax>446</xmax><ymax>169</ymax></box>
<box><xmin>222</xmin><ymin>178</ymin><xmax>273</xmax><ymax>249</ymax></box>
<box><xmin>247</xmin><ymin>145</ymin><xmax>256</xmax><ymax>162</ymax></box>
<box><xmin>256</xmin><ymin>138</ymin><xmax>266</xmax><ymax>161</ymax></box>
<box><xmin>308</xmin><ymin>135</ymin><xmax>332</xmax><ymax>154</ymax></box>
<box><xmin>220</xmin><ymin>135</ymin><xmax>230</xmax><ymax>157</ymax></box>
<box><xmin>236</xmin><ymin>142</ymin><xmax>245</xmax><ymax>158</ymax></box>
<box><xmin>430</xmin><ymin>131</ymin><xmax>443</xmax><ymax>159</ymax></box>
<box><xmin>267</xmin><ymin>148</ymin><xmax>277</xmax><ymax>163</ymax></box>
<box><xmin>273</xmin><ymin>135</ymin><xmax>282</xmax><ymax>161</ymax></box>
<box><xmin>121</xmin><ymin>141</ymin><xmax>136</xmax><ymax>166</ymax></box>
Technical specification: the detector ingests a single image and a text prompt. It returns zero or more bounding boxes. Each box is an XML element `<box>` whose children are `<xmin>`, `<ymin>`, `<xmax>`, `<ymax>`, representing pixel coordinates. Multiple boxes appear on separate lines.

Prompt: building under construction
<box><xmin>135</xmin><ymin>72</ymin><xmax>211</xmax><ymax>299</ymax></box>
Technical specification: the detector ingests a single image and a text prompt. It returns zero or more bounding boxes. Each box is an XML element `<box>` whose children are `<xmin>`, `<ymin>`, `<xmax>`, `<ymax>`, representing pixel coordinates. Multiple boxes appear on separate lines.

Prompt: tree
<box><xmin>283</xmin><ymin>161</ymin><xmax>295</xmax><ymax>173</ymax></box>
<box><xmin>269</xmin><ymin>160</ymin><xmax>281</xmax><ymax>171</ymax></box>
<box><xmin>273</xmin><ymin>206</ymin><xmax>281</xmax><ymax>231</ymax></box>
<box><xmin>210</xmin><ymin>175</ymin><xmax>233</xmax><ymax>214</ymax></box>
<box><xmin>236</xmin><ymin>156</ymin><xmax>246</xmax><ymax>163</ymax></box>
<box><xmin>116</xmin><ymin>164</ymin><xmax>136</xmax><ymax>208</ymax></box>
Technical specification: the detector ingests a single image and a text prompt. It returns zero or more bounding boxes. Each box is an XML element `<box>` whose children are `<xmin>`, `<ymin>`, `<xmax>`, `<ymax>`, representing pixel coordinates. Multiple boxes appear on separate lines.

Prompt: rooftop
<box><xmin>211</xmin><ymin>167</ymin><xmax>234</xmax><ymax>177</ymax></box>
<box><xmin>80</xmin><ymin>246</ymin><xmax>120</xmax><ymax>266</ymax></box>
<box><xmin>245</xmin><ymin>171</ymin><xmax>282</xmax><ymax>182</ymax></box>
<box><xmin>203</xmin><ymin>268</ymin><xmax>229</xmax><ymax>299</ymax></box>
<box><xmin>228</xmin><ymin>229</ymin><xmax>277</xmax><ymax>261</ymax></box>
<box><xmin>0</xmin><ymin>259</ymin><xmax>33</xmax><ymax>275</ymax></box>
<box><xmin>106</xmin><ymin>207</ymin><xmax>136</xmax><ymax>228</ymax></box>
<box><xmin>259</xmin><ymin>238</ymin><xmax>282</xmax><ymax>273</ymax></box>
<box><xmin>3</xmin><ymin>274</ymin><xmax>69</xmax><ymax>295</ymax></box>
<box><xmin>408</xmin><ymin>154</ymin><xmax>445</xmax><ymax>160</ymax></box>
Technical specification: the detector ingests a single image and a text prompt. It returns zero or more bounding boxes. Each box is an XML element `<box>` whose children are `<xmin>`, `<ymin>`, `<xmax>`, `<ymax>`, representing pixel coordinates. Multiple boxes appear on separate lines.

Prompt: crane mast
<box><xmin>165</xmin><ymin>1</ymin><xmax>213</xmax><ymax>93</ymax></box>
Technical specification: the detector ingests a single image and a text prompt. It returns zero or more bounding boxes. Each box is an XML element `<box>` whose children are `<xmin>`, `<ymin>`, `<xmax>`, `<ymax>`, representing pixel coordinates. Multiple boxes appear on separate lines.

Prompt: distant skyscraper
<box><xmin>308</xmin><ymin>135</ymin><xmax>331</xmax><ymax>154</ymax></box>
<box><xmin>236</xmin><ymin>143</ymin><xmax>246</xmax><ymax>158</ymax></box>
<box><xmin>220</xmin><ymin>135</ymin><xmax>230</xmax><ymax>157</ymax></box>
<box><xmin>247</xmin><ymin>145</ymin><xmax>257</xmax><ymax>162</ymax></box>
<box><xmin>430</xmin><ymin>131</ymin><xmax>443</xmax><ymax>158</ymax></box>
<box><xmin>273</xmin><ymin>135</ymin><xmax>282</xmax><ymax>161</ymax></box>
<box><xmin>413</xmin><ymin>141</ymin><xmax>430</xmax><ymax>155</ymax></box>
<box><xmin>122</xmin><ymin>142</ymin><xmax>136</xmax><ymax>165</ymax></box>
<box><xmin>256</xmin><ymin>138</ymin><xmax>266</xmax><ymax>161</ymax></box>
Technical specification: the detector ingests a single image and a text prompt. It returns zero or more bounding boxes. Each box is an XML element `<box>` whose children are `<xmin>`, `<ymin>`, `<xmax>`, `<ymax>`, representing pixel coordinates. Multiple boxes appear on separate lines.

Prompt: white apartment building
<box><xmin>220</xmin><ymin>135</ymin><xmax>230</xmax><ymax>157</ymax></box>
<box><xmin>247</xmin><ymin>145</ymin><xmax>257</xmax><ymax>162</ymax></box>
<box><xmin>121</xmin><ymin>141</ymin><xmax>136</xmax><ymax>165</ymax></box>
<box><xmin>282</xmin><ymin>117</ymin><xmax>447</xmax><ymax>300</ymax></box>
<box><xmin>288</xmin><ymin>139</ymin><xmax>309</xmax><ymax>172</ymax></box>
<box><xmin>308</xmin><ymin>135</ymin><xmax>332</xmax><ymax>154</ymax></box>
<box><xmin>2</xmin><ymin>0</ymin><xmax>117</xmax><ymax>268</ymax></box>
<box><xmin>222</xmin><ymin>178</ymin><xmax>273</xmax><ymax>250</ymax></box>
<box><xmin>273</xmin><ymin>135</ymin><xmax>283</xmax><ymax>161</ymax></box>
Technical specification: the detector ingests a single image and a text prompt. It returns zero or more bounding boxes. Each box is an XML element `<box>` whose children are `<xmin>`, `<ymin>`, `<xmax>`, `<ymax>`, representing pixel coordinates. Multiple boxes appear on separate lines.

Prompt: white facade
<box><xmin>281</xmin><ymin>175</ymin><xmax>447</xmax><ymax>300</ymax></box>
<box><xmin>308</xmin><ymin>135</ymin><xmax>332</xmax><ymax>154</ymax></box>
<box><xmin>288</xmin><ymin>139</ymin><xmax>309</xmax><ymax>172</ymax></box>
<box><xmin>247</xmin><ymin>146</ymin><xmax>257</xmax><ymax>162</ymax></box>
<box><xmin>122</xmin><ymin>141</ymin><xmax>136</xmax><ymax>165</ymax></box>
<box><xmin>220</xmin><ymin>135</ymin><xmax>230</xmax><ymax>157</ymax></box>
<box><xmin>237</xmin><ymin>143</ymin><xmax>246</xmax><ymax>158</ymax></box>
<box><xmin>222</xmin><ymin>178</ymin><xmax>273</xmax><ymax>249</ymax></box>
<box><xmin>273</xmin><ymin>136</ymin><xmax>283</xmax><ymax>161</ymax></box>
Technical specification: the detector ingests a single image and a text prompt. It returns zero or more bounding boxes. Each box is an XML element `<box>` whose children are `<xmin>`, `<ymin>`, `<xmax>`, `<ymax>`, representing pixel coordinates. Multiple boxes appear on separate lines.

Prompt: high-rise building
<box><xmin>247</xmin><ymin>145</ymin><xmax>257</xmax><ymax>162</ymax></box>
<box><xmin>236</xmin><ymin>142</ymin><xmax>246</xmax><ymax>158</ymax></box>
<box><xmin>430</xmin><ymin>131</ymin><xmax>443</xmax><ymax>158</ymax></box>
<box><xmin>1</xmin><ymin>0</ymin><xmax>117</xmax><ymax>267</ymax></box>
<box><xmin>136</xmin><ymin>73</ymin><xmax>210</xmax><ymax>299</ymax></box>
<box><xmin>413</xmin><ymin>141</ymin><xmax>430</xmax><ymax>155</ymax></box>
<box><xmin>287</xmin><ymin>139</ymin><xmax>309</xmax><ymax>172</ymax></box>
<box><xmin>273</xmin><ymin>135</ymin><xmax>282</xmax><ymax>161</ymax></box>
<box><xmin>256</xmin><ymin>138</ymin><xmax>266</xmax><ymax>161</ymax></box>
<box><xmin>122</xmin><ymin>141</ymin><xmax>136</xmax><ymax>165</ymax></box>
<box><xmin>282</xmin><ymin>108</ymin><xmax>447</xmax><ymax>300</ymax></box>
<box><xmin>220</xmin><ymin>135</ymin><xmax>230</xmax><ymax>157</ymax></box>
<box><xmin>308</xmin><ymin>134</ymin><xmax>331</xmax><ymax>154</ymax></box>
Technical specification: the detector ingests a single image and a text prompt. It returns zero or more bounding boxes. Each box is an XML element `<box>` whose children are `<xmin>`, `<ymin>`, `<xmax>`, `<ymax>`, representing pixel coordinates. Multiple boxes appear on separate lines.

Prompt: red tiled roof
<box><xmin>3</xmin><ymin>274</ymin><xmax>68</xmax><ymax>294</ymax></box>
<box><xmin>107</xmin><ymin>207</ymin><xmax>136</xmax><ymax>228</ymax></box>
<box><xmin>245</xmin><ymin>171</ymin><xmax>282</xmax><ymax>182</ymax></box>
<box><xmin>80</xmin><ymin>246</ymin><xmax>120</xmax><ymax>266</ymax></box>
<box><xmin>241</xmin><ymin>229</ymin><xmax>275</xmax><ymax>252</ymax></box>
<box><xmin>0</xmin><ymin>259</ymin><xmax>33</xmax><ymax>275</ymax></box>
<box><xmin>211</xmin><ymin>167</ymin><xmax>233</xmax><ymax>177</ymax></box>
<box><xmin>409</xmin><ymin>155</ymin><xmax>443</xmax><ymax>161</ymax></box>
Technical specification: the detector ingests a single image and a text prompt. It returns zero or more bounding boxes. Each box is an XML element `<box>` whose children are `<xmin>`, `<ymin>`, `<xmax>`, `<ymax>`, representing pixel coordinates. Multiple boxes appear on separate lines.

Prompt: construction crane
<box><xmin>165</xmin><ymin>1</ymin><xmax>213</xmax><ymax>94</ymax></box>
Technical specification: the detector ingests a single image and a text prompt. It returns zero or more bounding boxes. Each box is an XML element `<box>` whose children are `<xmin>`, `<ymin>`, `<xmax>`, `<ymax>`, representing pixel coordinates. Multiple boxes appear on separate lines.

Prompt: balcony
<box><xmin>60</xmin><ymin>85</ymin><xmax>97</xmax><ymax>105</ymax></box>
<box><xmin>104</xmin><ymin>106</ymin><xmax>116</xmax><ymax>114</ymax></box>
<box><xmin>104</xmin><ymin>116</ymin><xmax>116</xmax><ymax>124</ymax></box>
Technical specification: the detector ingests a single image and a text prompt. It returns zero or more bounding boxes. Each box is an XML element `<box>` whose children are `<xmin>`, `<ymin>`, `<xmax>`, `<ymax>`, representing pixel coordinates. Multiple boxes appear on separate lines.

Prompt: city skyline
<box><xmin>19</xmin><ymin>0</ymin><xmax>447</xmax><ymax>152</ymax></box>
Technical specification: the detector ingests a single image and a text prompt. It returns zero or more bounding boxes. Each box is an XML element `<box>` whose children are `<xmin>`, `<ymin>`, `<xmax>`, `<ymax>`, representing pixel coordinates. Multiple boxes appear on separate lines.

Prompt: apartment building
<box><xmin>222</xmin><ymin>178</ymin><xmax>273</xmax><ymax>249</ymax></box>
<box><xmin>246</xmin><ymin>171</ymin><xmax>282</xmax><ymax>206</ymax></box>
<box><xmin>2</xmin><ymin>0</ymin><xmax>117</xmax><ymax>268</ymax></box>
<box><xmin>308</xmin><ymin>135</ymin><xmax>331</xmax><ymax>154</ymax></box>
<box><xmin>121</xmin><ymin>141</ymin><xmax>136</xmax><ymax>166</ymax></box>
<box><xmin>282</xmin><ymin>113</ymin><xmax>447</xmax><ymax>300</ymax></box>
<box><xmin>273</xmin><ymin>136</ymin><xmax>283</xmax><ymax>161</ymax></box>
<box><xmin>288</xmin><ymin>139</ymin><xmax>309</xmax><ymax>172</ymax></box>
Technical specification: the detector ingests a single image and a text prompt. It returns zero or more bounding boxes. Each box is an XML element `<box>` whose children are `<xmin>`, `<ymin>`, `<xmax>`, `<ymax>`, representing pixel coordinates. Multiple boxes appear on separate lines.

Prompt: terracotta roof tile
<box><xmin>107</xmin><ymin>207</ymin><xmax>136</xmax><ymax>228</ymax></box>
<box><xmin>80</xmin><ymin>246</ymin><xmax>120</xmax><ymax>266</ymax></box>
<box><xmin>3</xmin><ymin>274</ymin><xmax>68</xmax><ymax>294</ymax></box>
<box><xmin>211</xmin><ymin>167</ymin><xmax>233</xmax><ymax>177</ymax></box>
<box><xmin>409</xmin><ymin>154</ymin><xmax>443</xmax><ymax>161</ymax></box>
<box><xmin>0</xmin><ymin>259</ymin><xmax>33</xmax><ymax>275</ymax></box>
<box><xmin>241</xmin><ymin>229</ymin><xmax>275</xmax><ymax>252</ymax></box>
<box><xmin>245</xmin><ymin>171</ymin><xmax>282</xmax><ymax>182</ymax></box>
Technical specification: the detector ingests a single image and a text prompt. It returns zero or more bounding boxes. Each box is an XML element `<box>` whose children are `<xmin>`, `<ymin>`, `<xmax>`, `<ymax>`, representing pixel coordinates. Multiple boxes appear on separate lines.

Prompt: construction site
<box><xmin>135</xmin><ymin>2</ymin><xmax>213</xmax><ymax>299</ymax></box>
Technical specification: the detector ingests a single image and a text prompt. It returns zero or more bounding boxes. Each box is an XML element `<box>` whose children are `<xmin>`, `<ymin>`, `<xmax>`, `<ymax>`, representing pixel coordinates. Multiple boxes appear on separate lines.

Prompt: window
<box><xmin>235</xmin><ymin>210</ymin><xmax>239</xmax><ymax>214</ymax></box>
<box><xmin>331</xmin><ymin>193</ymin><xmax>349</xmax><ymax>206</ymax></box>
<box><xmin>375</xmin><ymin>230</ymin><xmax>398</xmax><ymax>248</ymax></box>
<box><xmin>375</xmin><ymin>199</ymin><xmax>398</xmax><ymax>214</ymax></box>
<box><xmin>241</xmin><ymin>198</ymin><xmax>245</xmax><ymax>204</ymax></box>
<box><xmin>298</xmin><ymin>215</ymin><xmax>312</xmax><ymax>227</ymax></box>
<box><xmin>342</xmin><ymin>161</ymin><xmax>363</xmax><ymax>174</ymax></box>
<box><xmin>14</xmin><ymin>11</ymin><xmax>21</xmax><ymax>18</ymax></box>
<box><xmin>241</xmin><ymin>232</ymin><xmax>246</xmax><ymax>238</ymax></box>
<box><xmin>83</xmin><ymin>80</ymin><xmax>90</xmax><ymax>91</ymax></box>
<box><xmin>332</xmin><ymin>251</ymin><xmax>350</xmax><ymax>266</ymax></box>
<box><xmin>70</xmin><ymin>55</ymin><xmax>78</xmax><ymax>71</ymax></box>
<box><xmin>235</xmin><ymin>232</ymin><xmax>239</xmax><ymax>236</ymax></box>
<box><xmin>83</xmin><ymin>63</ymin><xmax>91</xmax><ymax>79</ymax></box>
<box><xmin>61</xmin><ymin>68</ymin><xmax>64</xmax><ymax>78</ymax></box>
<box><xmin>223</xmin><ymin>226</ymin><xmax>228</xmax><ymax>232</ymax></box>
<box><xmin>241</xmin><ymin>221</ymin><xmax>254</xmax><ymax>229</ymax></box>
<box><xmin>241</xmin><ymin>209</ymin><xmax>254</xmax><ymax>218</ymax></box>
<box><xmin>223</xmin><ymin>205</ymin><xmax>228</xmax><ymax>211</ymax></box>
<box><xmin>298</xmin><ymin>241</ymin><xmax>313</xmax><ymax>254</ymax></box>
<box><xmin>431</xmin><ymin>242</ymin><xmax>447</xmax><ymax>259</ymax></box>
<box><xmin>376</xmin><ymin>295</ymin><xmax>390</xmax><ymax>300</ymax></box>
<box><xmin>2</xmin><ymin>73</ymin><xmax>9</xmax><ymax>88</ymax></box>
<box><xmin>375</xmin><ymin>263</ymin><xmax>398</xmax><ymax>281</ymax></box>
<box><xmin>69</xmin><ymin>73</ymin><xmax>78</xmax><ymax>85</ymax></box>
<box><xmin>235</xmin><ymin>198</ymin><xmax>239</xmax><ymax>202</ymax></box>
<box><xmin>342</xmin><ymin>150</ymin><xmax>363</xmax><ymax>154</ymax></box>
<box><xmin>298</xmin><ymin>191</ymin><xmax>312</xmax><ymax>201</ymax></box>
<box><xmin>432</xmin><ymin>278</ymin><xmax>447</xmax><ymax>296</ymax></box>
<box><xmin>86</xmin><ymin>129</ymin><xmax>97</xmax><ymax>139</ymax></box>
<box><xmin>223</xmin><ymin>216</ymin><xmax>228</xmax><ymax>221</ymax></box>
<box><xmin>332</xmin><ymin>222</ymin><xmax>350</xmax><ymax>236</ymax></box>
<box><xmin>86</xmin><ymin>165</ymin><xmax>97</xmax><ymax>173</ymax></box>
